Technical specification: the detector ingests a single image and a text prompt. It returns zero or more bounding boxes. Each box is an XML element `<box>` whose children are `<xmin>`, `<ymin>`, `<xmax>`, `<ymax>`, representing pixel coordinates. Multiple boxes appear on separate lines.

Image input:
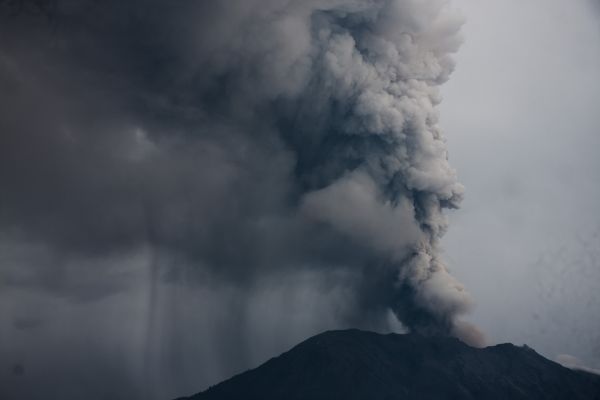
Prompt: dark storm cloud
<box><xmin>1</xmin><ymin>0</ymin><xmax>480</xmax><ymax>397</ymax></box>
<box><xmin>0</xmin><ymin>0</ymin><xmax>478</xmax><ymax>336</ymax></box>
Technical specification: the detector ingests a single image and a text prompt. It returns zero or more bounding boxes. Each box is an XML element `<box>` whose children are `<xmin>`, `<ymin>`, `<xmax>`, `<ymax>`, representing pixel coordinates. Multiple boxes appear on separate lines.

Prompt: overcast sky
<box><xmin>1</xmin><ymin>1</ymin><xmax>599</xmax><ymax>399</ymax></box>
<box><xmin>440</xmin><ymin>0</ymin><xmax>600</xmax><ymax>368</ymax></box>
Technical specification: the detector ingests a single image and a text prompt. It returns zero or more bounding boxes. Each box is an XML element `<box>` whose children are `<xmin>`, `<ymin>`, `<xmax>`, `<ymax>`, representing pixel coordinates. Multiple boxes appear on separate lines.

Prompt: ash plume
<box><xmin>0</xmin><ymin>0</ymin><xmax>483</xmax><ymax>354</ymax></box>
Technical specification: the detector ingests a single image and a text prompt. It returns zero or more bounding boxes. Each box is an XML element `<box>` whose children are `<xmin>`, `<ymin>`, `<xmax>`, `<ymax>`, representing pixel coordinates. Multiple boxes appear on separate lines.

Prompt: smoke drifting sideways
<box><xmin>0</xmin><ymin>0</ymin><xmax>483</xmax><ymax>391</ymax></box>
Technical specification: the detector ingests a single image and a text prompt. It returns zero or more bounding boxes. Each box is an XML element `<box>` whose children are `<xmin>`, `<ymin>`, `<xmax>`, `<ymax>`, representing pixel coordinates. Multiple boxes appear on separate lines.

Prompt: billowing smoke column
<box><xmin>0</xmin><ymin>0</ymin><xmax>483</xmax><ymax>347</ymax></box>
<box><xmin>225</xmin><ymin>0</ymin><xmax>482</xmax><ymax>343</ymax></box>
<box><xmin>287</xmin><ymin>1</ymin><xmax>480</xmax><ymax>343</ymax></box>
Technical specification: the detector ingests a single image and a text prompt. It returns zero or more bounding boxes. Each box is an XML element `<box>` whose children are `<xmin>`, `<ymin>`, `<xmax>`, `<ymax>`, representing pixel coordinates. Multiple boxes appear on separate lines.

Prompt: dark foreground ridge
<box><xmin>176</xmin><ymin>329</ymin><xmax>600</xmax><ymax>400</ymax></box>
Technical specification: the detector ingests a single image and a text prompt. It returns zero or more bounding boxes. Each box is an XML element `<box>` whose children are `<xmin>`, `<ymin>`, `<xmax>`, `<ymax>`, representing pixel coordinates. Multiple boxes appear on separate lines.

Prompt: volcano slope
<box><xmin>176</xmin><ymin>329</ymin><xmax>600</xmax><ymax>400</ymax></box>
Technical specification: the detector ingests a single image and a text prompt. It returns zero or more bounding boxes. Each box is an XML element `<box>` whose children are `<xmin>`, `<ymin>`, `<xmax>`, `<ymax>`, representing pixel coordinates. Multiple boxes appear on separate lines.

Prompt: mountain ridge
<box><xmin>176</xmin><ymin>329</ymin><xmax>600</xmax><ymax>400</ymax></box>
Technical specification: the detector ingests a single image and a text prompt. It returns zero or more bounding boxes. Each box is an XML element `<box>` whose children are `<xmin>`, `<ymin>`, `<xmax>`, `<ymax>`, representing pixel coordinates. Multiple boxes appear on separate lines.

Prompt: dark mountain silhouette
<box><xmin>176</xmin><ymin>329</ymin><xmax>600</xmax><ymax>400</ymax></box>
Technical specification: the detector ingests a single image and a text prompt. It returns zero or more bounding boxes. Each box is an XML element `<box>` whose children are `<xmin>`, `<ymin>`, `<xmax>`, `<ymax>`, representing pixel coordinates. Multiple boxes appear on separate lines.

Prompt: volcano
<box><xmin>176</xmin><ymin>329</ymin><xmax>600</xmax><ymax>400</ymax></box>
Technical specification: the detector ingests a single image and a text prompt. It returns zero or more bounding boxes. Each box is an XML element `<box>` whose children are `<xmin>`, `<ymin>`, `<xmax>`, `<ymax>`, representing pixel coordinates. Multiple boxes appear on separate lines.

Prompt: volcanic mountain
<box><xmin>176</xmin><ymin>329</ymin><xmax>600</xmax><ymax>400</ymax></box>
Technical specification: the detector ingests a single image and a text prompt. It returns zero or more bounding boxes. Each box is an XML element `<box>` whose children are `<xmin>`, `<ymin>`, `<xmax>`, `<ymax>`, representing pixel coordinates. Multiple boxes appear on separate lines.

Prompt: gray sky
<box><xmin>441</xmin><ymin>0</ymin><xmax>600</xmax><ymax>369</ymax></box>
<box><xmin>1</xmin><ymin>1</ymin><xmax>599</xmax><ymax>399</ymax></box>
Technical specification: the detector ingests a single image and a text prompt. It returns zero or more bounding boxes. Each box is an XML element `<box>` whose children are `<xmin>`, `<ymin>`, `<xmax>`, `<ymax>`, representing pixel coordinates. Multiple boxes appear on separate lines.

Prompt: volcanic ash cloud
<box><xmin>0</xmin><ymin>0</ymin><xmax>484</xmax><ymax>345</ymax></box>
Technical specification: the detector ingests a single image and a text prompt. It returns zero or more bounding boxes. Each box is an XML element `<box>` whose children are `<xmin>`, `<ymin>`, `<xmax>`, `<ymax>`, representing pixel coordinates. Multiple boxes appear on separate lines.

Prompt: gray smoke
<box><xmin>1</xmin><ymin>0</ymin><xmax>482</xmax><ymax>397</ymax></box>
